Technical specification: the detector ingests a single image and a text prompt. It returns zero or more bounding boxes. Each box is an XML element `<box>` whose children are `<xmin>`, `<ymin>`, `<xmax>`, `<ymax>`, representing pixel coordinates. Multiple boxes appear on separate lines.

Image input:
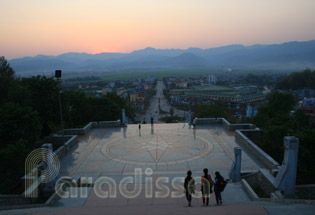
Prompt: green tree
<box><xmin>0</xmin><ymin>57</ymin><xmax>16</xmax><ymax>104</ymax></box>
<box><xmin>62</xmin><ymin>91</ymin><xmax>92</xmax><ymax>128</ymax></box>
<box><xmin>276</xmin><ymin>69</ymin><xmax>315</xmax><ymax>90</ymax></box>
<box><xmin>0</xmin><ymin>58</ymin><xmax>139</xmax><ymax>193</ymax></box>
<box><xmin>106</xmin><ymin>93</ymin><xmax>135</xmax><ymax>121</ymax></box>
<box><xmin>291</xmin><ymin>109</ymin><xmax>310</xmax><ymax>131</ymax></box>
<box><xmin>253</xmin><ymin>91</ymin><xmax>295</xmax><ymax>128</ymax></box>
<box><xmin>195</xmin><ymin>102</ymin><xmax>231</xmax><ymax>119</ymax></box>
<box><xmin>0</xmin><ymin>56</ymin><xmax>15</xmax><ymax>78</ymax></box>
<box><xmin>0</xmin><ymin>102</ymin><xmax>42</xmax><ymax>148</ymax></box>
<box><xmin>293</xmin><ymin>129</ymin><xmax>315</xmax><ymax>184</ymax></box>
<box><xmin>21</xmin><ymin>76</ymin><xmax>60</xmax><ymax>135</ymax></box>
<box><xmin>253</xmin><ymin>92</ymin><xmax>295</xmax><ymax>162</ymax></box>
<box><xmin>62</xmin><ymin>92</ymin><xmax>136</xmax><ymax>128</ymax></box>
<box><xmin>0</xmin><ymin>140</ymin><xmax>30</xmax><ymax>194</ymax></box>
<box><xmin>252</xmin><ymin>91</ymin><xmax>315</xmax><ymax>184</ymax></box>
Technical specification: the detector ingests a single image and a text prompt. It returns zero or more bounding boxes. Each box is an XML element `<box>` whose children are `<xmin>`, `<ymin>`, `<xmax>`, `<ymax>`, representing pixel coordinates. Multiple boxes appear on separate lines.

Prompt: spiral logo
<box><xmin>25</xmin><ymin>148</ymin><xmax>60</xmax><ymax>197</ymax></box>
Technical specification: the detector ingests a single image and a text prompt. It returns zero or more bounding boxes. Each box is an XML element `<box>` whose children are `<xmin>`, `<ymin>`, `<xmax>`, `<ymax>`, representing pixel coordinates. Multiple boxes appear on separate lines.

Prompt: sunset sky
<box><xmin>1</xmin><ymin>0</ymin><xmax>315</xmax><ymax>59</ymax></box>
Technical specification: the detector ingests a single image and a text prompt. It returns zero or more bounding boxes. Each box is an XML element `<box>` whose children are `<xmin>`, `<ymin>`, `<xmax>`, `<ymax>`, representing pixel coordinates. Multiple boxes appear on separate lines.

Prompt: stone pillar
<box><xmin>122</xmin><ymin>109</ymin><xmax>126</xmax><ymax>124</ymax></box>
<box><xmin>229</xmin><ymin>147</ymin><xmax>242</xmax><ymax>182</ymax></box>
<box><xmin>273</xmin><ymin>136</ymin><xmax>299</xmax><ymax>198</ymax></box>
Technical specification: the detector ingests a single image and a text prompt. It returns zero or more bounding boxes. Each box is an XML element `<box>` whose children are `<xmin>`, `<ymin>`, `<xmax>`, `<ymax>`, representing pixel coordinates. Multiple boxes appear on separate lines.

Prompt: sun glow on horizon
<box><xmin>1</xmin><ymin>0</ymin><xmax>315</xmax><ymax>59</ymax></box>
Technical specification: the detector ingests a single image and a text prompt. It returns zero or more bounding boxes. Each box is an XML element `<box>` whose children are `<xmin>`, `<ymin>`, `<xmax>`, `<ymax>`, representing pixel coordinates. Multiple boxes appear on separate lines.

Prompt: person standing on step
<box><xmin>184</xmin><ymin>170</ymin><xmax>195</xmax><ymax>206</ymax></box>
<box><xmin>214</xmin><ymin>171</ymin><xmax>227</xmax><ymax>205</ymax></box>
<box><xmin>201</xmin><ymin>168</ymin><xmax>214</xmax><ymax>206</ymax></box>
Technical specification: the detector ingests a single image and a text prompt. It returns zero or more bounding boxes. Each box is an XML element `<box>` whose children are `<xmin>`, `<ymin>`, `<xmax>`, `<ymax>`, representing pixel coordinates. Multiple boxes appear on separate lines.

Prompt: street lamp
<box><xmin>55</xmin><ymin>70</ymin><xmax>64</xmax><ymax>146</ymax></box>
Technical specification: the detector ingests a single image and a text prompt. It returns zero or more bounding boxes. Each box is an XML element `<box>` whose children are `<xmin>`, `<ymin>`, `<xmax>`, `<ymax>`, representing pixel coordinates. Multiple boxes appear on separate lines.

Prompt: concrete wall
<box><xmin>243</xmin><ymin>173</ymin><xmax>315</xmax><ymax>204</ymax></box>
<box><xmin>59</xmin><ymin>120</ymin><xmax>121</xmax><ymax>135</ymax></box>
<box><xmin>44</xmin><ymin>135</ymin><xmax>73</xmax><ymax>150</ymax></box>
<box><xmin>193</xmin><ymin>118</ymin><xmax>221</xmax><ymax>125</ymax></box>
<box><xmin>64</xmin><ymin>135</ymin><xmax>78</xmax><ymax>152</ymax></box>
<box><xmin>235</xmin><ymin>130</ymin><xmax>280</xmax><ymax>170</ymax></box>
<box><xmin>194</xmin><ymin>117</ymin><xmax>255</xmax><ymax>131</ymax></box>
<box><xmin>241</xmin><ymin>179</ymin><xmax>260</xmax><ymax>200</ymax></box>
<box><xmin>61</xmin><ymin>122</ymin><xmax>94</xmax><ymax>135</ymax></box>
<box><xmin>244</xmin><ymin>169</ymin><xmax>276</xmax><ymax>197</ymax></box>
<box><xmin>221</xmin><ymin>118</ymin><xmax>256</xmax><ymax>131</ymax></box>
<box><xmin>45</xmin><ymin>135</ymin><xmax>78</xmax><ymax>159</ymax></box>
<box><xmin>93</xmin><ymin>120</ymin><xmax>121</xmax><ymax>128</ymax></box>
<box><xmin>54</xmin><ymin>146</ymin><xmax>66</xmax><ymax>159</ymax></box>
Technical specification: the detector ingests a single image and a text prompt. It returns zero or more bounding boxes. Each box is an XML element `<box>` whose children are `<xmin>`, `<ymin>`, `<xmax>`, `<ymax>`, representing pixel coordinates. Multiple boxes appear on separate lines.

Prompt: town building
<box><xmin>170</xmin><ymin>85</ymin><xmax>265</xmax><ymax>103</ymax></box>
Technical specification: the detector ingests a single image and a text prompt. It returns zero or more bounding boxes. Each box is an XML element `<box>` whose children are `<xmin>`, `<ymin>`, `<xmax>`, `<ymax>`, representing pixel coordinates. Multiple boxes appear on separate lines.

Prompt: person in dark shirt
<box><xmin>214</xmin><ymin>171</ymin><xmax>227</xmax><ymax>205</ymax></box>
<box><xmin>184</xmin><ymin>170</ymin><xmax>195</xmax><ymax>206</ymax></box>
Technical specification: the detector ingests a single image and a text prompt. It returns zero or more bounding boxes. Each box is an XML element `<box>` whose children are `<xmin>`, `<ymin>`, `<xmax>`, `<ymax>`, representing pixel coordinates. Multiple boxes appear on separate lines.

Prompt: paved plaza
<box><xmin>2</xmin><ymin>123</ymin><xmax>315</xmax><ymax>215</ymax></box>
<box><xmin>59</xmin><ymin>123</ymin><xmax>261</xmax><ymax>178</ymax></box>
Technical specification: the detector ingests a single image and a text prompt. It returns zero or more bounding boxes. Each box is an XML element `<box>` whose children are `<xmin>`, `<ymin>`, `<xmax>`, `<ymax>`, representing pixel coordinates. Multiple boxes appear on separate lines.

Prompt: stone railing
<box><xmin>93</xmin><ymin>120</ymin><xmax>121</xmax><ymax>128</ymax></box>
<box><xmin>235</xmin><ymin>129</ymin><xmax>280</xmax><ymax>170</ymax></box>
<box><xmin>60</xmin><ymin>122</ymin><xmax>94</xmax><ymax>135</ymax></box>
<box><xmin>193</xmin><ymin>117</ymin><xmax>255</xmax><ymax>131</ymax></box>
<box><xmin>193</xmin><ymin>117</ymin><xmax>279</xmax><ymax>170</ymax></box>
<box><xmin>53</xmin><ymin>135</ymin><xmax>78</xmax><ymax>159</ymax></box>
<box><xmin>59</xmin><ymin>120</ymin><xmax>121</xmax><ymax>135</ymax></box>
<box><xmin>242</xmin><ymin>171</ymin><xmax>315</xmax><ymax>205</ymax></box>
<box><xmin>221</xmin><ymin>118</ymin><xmax>256</xmax><ymax>131</ymax></box>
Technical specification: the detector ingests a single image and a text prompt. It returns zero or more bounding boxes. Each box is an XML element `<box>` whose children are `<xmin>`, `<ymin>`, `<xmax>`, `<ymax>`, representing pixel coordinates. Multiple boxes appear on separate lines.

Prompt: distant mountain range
<box><xmin>9</xmin><ymin>40</ymin><xmax>315</xmax><ymax>75</ymax></box>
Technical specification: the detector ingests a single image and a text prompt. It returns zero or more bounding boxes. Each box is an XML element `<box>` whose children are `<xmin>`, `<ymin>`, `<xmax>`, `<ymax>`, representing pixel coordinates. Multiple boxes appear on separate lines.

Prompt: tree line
<box><xmin>0</xmin><ymin>57</ymin><xmax>135</xmax><ymax>194</ymax></box>
<box><xmin>276</xmin><ymin>69</ymin><xmax>315</xmax><ymax>90</ymax></box>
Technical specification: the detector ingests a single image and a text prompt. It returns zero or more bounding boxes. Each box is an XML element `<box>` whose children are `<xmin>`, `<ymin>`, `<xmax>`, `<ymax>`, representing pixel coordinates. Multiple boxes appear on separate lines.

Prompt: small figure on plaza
<box><xmin>151</xmin><ymin>117</ymin><xmax>154</xmax><ymax>126</ymax></box>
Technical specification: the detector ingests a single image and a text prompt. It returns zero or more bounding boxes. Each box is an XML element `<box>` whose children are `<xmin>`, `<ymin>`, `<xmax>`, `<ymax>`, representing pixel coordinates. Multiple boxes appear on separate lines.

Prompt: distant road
<box><xmin>136</xmin><ymin>81</ymin><xmax>186</xmax><ymax>124</ymax></box>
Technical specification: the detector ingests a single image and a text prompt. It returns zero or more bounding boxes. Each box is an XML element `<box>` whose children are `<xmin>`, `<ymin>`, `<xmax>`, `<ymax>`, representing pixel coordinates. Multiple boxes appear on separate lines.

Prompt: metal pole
<box><xmin>57</xmin><ymin>79</ymin><xmax>65</xmax><ymax>146</ymax></box>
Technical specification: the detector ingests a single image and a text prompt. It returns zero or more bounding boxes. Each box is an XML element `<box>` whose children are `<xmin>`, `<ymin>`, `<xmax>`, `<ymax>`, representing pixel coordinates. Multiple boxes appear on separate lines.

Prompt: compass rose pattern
<box><xmin>101</xmin><ymin>132</ymin><xmax>213</xmax><ymax>165</ymax></box>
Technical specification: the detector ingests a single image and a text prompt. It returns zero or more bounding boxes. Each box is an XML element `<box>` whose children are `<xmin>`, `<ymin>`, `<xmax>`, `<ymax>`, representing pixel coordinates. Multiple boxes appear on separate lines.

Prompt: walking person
<box><xmin>184</xmin><ymin>170</ymin><xmax>195</xmax><ymax>206</ymax></box>
<box><xmin>150</xmin><ymin>117</ymin><xmax>154</xmax><ymax>126</ymax></box>
<box><xmin>201</xmin><ymin>168</ymin><xmax>214</xmax><ymax>206</ymax></box>
<box><xmin>214</xmin><ymin>171</ymin><xmax>227</xmax><ymax>205</ymax></box>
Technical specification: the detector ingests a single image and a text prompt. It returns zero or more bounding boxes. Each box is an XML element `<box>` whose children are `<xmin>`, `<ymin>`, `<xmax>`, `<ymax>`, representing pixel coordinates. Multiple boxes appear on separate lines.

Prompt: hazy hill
<box><xmin>9</xmin><ymin>40</ymin><xmax>315</xmax><ymax>75</ymax></box>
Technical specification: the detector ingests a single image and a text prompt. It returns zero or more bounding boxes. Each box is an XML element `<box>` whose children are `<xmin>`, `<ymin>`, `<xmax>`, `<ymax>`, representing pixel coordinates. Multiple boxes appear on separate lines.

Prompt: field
<box><xmin>100</xmin><ymin>68</ymin><xmax>292</xmax><ymax>81</ymax></box>
<box><xmin>62</xmin><ymin>66</ymin><xmax>295</xmax><ymax>82</ymax></box>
